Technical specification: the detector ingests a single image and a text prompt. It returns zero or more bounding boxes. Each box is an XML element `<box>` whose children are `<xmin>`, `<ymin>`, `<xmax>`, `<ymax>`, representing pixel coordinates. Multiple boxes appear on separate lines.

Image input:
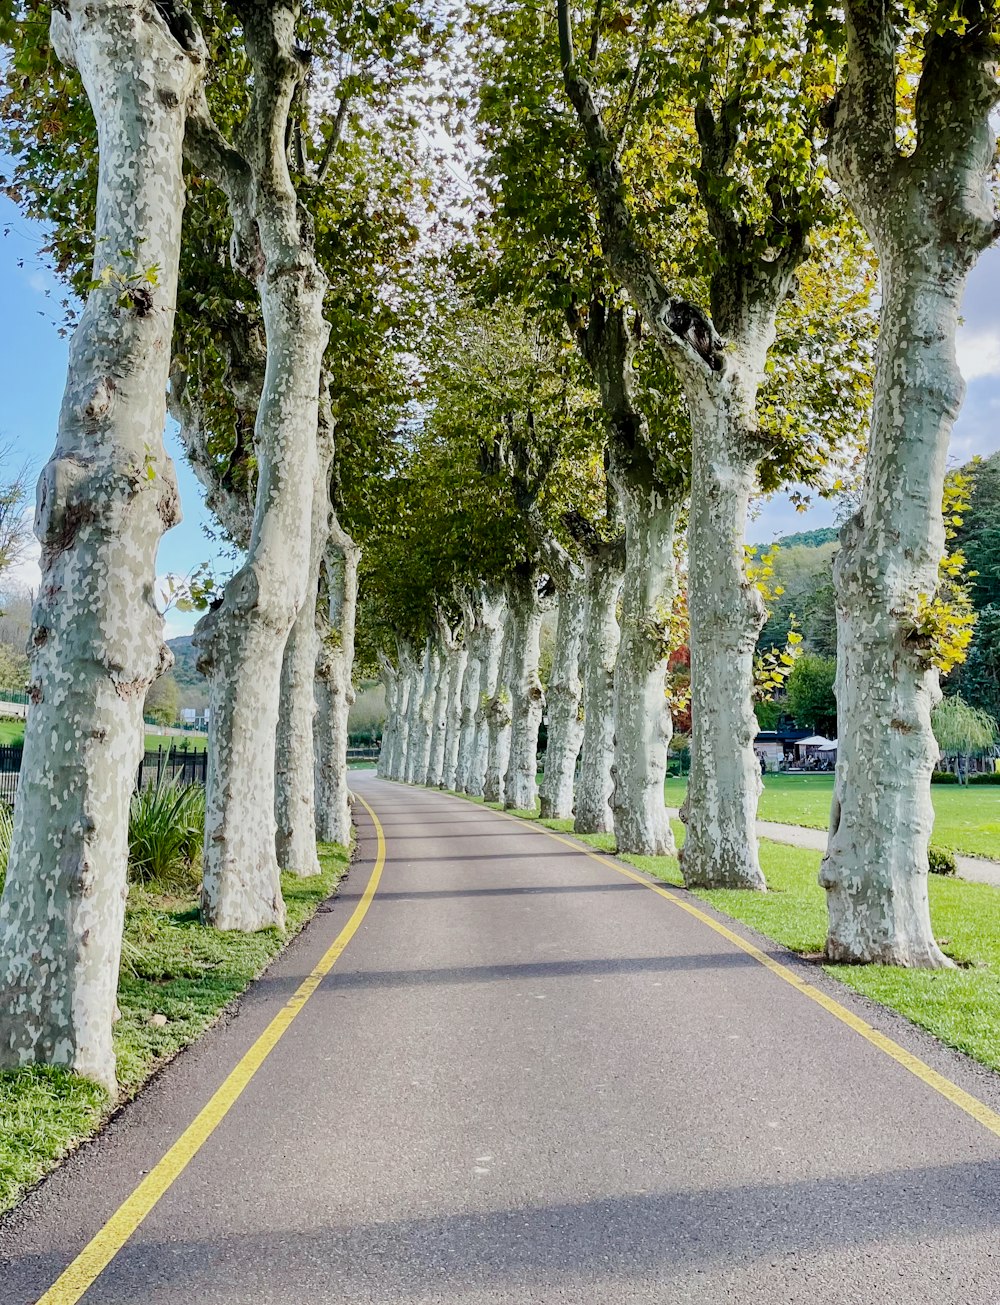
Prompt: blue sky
<box><xmin>0</xmin><ymin>196</ymin><xmax>227</xmax><ymax>637</ymax></box>
<box><xmin>3</xmin><ymin>194</ymin><xmax>1000</xmax><ymax>633</ymax></box>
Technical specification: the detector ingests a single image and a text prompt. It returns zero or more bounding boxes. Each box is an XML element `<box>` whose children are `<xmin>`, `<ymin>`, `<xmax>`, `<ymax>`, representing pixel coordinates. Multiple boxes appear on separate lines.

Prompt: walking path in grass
<box><xmin>663</xmin><ymin>806</ymin><xmax>1000</xmax><ymax>888</ymax></box>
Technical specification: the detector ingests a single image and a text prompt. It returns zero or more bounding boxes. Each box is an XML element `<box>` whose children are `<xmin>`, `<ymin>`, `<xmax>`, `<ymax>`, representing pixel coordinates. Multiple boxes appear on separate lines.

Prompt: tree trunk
<box><xmin>275</xmin><ymin>594</ymin><xmax>321</xmax><ymax>876</ymax></box>
<box><xmin>425</xmin><ymin>625</ymin><xmax>451</xmax><ymax>789</ymax></box>
<box><xmin>192</xmin><ymin>5</ymin><xmax>330</xmax><ymax>932</ymax></box>
<box><xmin>821</xmin><ymin>258</ymin><xmax>968</xmax><ymax>965</ymax></box>
<box><xmin>575</xmin><ymin>547</ymin><xmax>624</xmax><ymax>834</ymax></box>
<box><xmin>403</xmin><ymin>649</ymin><xmax>425</xmax><ymax>784</ymax></box>
<box><xmin>195</xmin><ymin>259</ymin><xmax>327</xmax><ymax>928</ymax></box>
<box><xmin>275</xmin><ymin>428</ymin><xmax>334</xmax><ymax>875</ymax></box>
<box><xmin>410</xmin><ymin>638</ymin><xmax>440</xmax><ymax>786</ymax></box>
<box><xmin>441</xmin><ymin>638</ymin><xmax>468</xmax><ymax>791</ymax></box>
<box><xmin>539</xmin><ymin>580</ymin><xmax>585</xmax><ymax>820</ymax></box>
<box><xmin>390</xmin><ymin>641</ymin><xmax>415</xmax><ymax>782</ymax></box>
<box><xmin>376</xmin><ymin>655</ymin><xmax>399</xmax><ymax>779</ymax></box>
<box><xmin>484</xmin><ymin>608</ymin><xmax>517</xmax><ymax>805</ymax></box>
<box><xmin>466</xmin><ymin>591</ymin><xmax>506</xmax><ymax>797</ymax></box>
<box><xmin>504</xmin><ymin>573</ymin><xmax>545</xmax><ymax>811</ymax></box>
<box><xmin>454</xmin><ymin>597</ymin><xmax>480</xmax><ymax>794</ymax></box>
<box><xmin>680</xmin><ymin>422</ymin><xmax>767</xmax><ymax>890</ymax></box>
<box><xmin>0</xmin><ymin>0</ymin><xmax>202</xmax><ymax>1090</ymax></box>
<box><xmin>818</xmin><ymin>7</ymin><xmax>999</xmax><ymax>966</ymax></box>
<box><xmin>314</xmin><ymin>520</ymin><xmax>360</xmax><ymax>846</ymax></box>
<box><xmin>609</xmin><ymin>463</ymin><xmax>678</xmax><ymax>856</ymax></box>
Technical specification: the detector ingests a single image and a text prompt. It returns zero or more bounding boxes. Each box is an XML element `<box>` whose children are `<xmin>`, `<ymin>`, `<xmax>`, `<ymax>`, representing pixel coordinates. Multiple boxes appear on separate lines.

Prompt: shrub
<box><xmin>931</xmin><ymin>771</ymin><xmax>960</xmax><ymax>784</ymax></box>
<box><xmin>928</xmin><ymin>845</ymin><xmax>958</xmax><ymax>876</ymax></box>
<box><xmin>128</xmin><ymin>781</ymin><xmax>205</xmax><ymax>887</ymax></box>
<box><xmin>969</xmin><ymin>772</ymin><xmax>1000</xmax><ymax>784</ymax></box>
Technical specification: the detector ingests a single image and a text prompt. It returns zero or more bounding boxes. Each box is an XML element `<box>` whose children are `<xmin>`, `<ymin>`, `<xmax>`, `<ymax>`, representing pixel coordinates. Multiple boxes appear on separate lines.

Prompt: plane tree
<box><xmin>469</xmin><ymin>0</ymin><xmax>873</xmax><ymax>865</ymax></box>
<box><xmin>818</xmin><ymin>0</ymin><xmax>1000</xmax><ymax>965</ymax></box>
<box><xmin>0</xmin><ymin>0</ymin><xmax>205</xmax><ymax>1089</ymax></box>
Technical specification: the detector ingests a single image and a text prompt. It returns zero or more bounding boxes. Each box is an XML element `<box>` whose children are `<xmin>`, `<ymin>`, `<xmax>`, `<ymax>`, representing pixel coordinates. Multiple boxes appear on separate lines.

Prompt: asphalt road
<box><xmin>4</xmin><ymin>774</ymin><xmax>1000</xmax><ymax>1304</ymax></box>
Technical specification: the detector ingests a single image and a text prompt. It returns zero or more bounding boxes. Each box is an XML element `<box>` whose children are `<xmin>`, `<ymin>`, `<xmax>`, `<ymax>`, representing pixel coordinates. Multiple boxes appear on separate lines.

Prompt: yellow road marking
<box><xmin>445</xmin><ymin>789</ymin><xmax>1000</xmax><ymax>1144</ymax></box>
<box><xmin>36</xmin><ymin>795</ymin><xmax>387</xmax><ymax>1305</ymax></box>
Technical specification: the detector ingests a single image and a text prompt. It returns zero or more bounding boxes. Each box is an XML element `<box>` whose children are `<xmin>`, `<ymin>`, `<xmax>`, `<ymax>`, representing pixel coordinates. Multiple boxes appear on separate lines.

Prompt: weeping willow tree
<box><xmin>932</xmin><ymin>696</ymin><xmax>998</xmax><ymax>783</ymax></box>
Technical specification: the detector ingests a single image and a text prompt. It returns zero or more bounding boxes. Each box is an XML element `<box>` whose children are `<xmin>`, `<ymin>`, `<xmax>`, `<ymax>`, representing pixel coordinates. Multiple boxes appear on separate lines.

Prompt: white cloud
<box><xmin>164</xmin><ymin>614</ymin><xmax>197</xmax><ymax>641</ymax></box>
<box><xmin>957</xmin><ymin>326</ymin><xmax>1000</xmax><ymax>382</ymax></box>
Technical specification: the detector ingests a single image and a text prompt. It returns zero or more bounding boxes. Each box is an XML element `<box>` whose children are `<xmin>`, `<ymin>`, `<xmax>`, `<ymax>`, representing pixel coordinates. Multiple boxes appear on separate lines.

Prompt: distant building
<box><xmin>754</xmin><ymin>719</ymin><xmax>817</xmax><ymax>770</ymax></box>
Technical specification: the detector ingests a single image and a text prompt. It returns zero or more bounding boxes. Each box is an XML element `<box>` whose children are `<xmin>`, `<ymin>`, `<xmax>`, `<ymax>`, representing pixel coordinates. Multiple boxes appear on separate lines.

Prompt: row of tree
<box><xmin>366</xmin><ymin>0</ymin><xmax>999</xmax><ymax>977</ymax></box>
<box><xmin>0</xmin><ymin>0</ymin><xmax>996</xmax><ymax>1096</ymax></box>
<box><xmin>0</xmin><ymin>0</ymin><xmax>440</xmax><ymax>1089</ymax></box>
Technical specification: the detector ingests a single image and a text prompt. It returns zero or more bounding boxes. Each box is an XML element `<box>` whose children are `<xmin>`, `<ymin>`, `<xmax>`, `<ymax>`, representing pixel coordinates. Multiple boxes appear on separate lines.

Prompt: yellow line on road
<box><xmin>455</xmin><ymin>792</ymin><xmax>1000</xmax><ymax>1145</ymax></box>
<box><xmin>36</xmin><ymin>794</ymin><xmax>387</xmax><ymax>1305</ymax></box>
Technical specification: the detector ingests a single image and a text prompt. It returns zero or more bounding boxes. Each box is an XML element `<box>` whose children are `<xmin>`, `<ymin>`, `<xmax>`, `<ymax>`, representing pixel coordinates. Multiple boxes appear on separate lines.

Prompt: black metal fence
<box><xmin>0</xmin><ymin>744</ymin><xmax>209</xmax><ymax>807</ymax></box>
<box><xmin>136</xmin><ymin>747</ymin><xmax>209</xmax><ymax>791</ymax></box>
<box><xmin>0</xmin><ymin>744</ymin><xmax>21</xmax><ymax>806</ymax></box>
<box><xmin>0</xmin><ymin>741</ymin><xmax>375</xmax><ymax>807</ymax></box>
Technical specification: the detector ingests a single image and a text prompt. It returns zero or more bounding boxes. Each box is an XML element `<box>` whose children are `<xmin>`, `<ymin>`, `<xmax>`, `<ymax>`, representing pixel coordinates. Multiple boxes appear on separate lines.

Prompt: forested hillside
<box><xmin>949</xmin><ymin>453</ymin><xmax>1000</xmax><ymax>721</ymax></box>
<box><xmin>165</xmin><ymin>636</ymin><xmax>201</xmax><ymax>692</ymax></box>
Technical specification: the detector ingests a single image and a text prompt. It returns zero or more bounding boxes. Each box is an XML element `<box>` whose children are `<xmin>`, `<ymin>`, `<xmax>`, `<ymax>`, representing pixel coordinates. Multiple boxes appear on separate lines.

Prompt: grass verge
<box><xmin>0</xmin><ymin>842</ymin><xmax>349</xmax><ymax>1214</ymax></box>
<box><xmin>454</xmin><ymin>790</ymin><xmax>1000</xmax><ymax>1078</ymax></box>
<box><xmin>0</xmin><ymin>721</ymin><xmax>209</xmax><ymax>752</ymax></box>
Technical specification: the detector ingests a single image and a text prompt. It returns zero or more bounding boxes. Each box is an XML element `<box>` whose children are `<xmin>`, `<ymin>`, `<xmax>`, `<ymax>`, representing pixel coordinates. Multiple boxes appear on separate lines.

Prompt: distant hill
<box><xmin>767</xmin><ymin>526</ymin><xmax>839</xmax><ymax>550</ymax></box>
<box><xmin>167</xmin><ymin>635</ymin><xmax>202</xmax><ymax>690</ymax></box>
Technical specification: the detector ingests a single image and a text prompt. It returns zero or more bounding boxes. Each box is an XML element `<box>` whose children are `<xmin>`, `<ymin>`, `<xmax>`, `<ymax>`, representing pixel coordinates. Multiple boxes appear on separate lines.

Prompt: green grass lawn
<box><xmin>0</xmin><ymin>720</ymin><xmax>208</xmax><ymax>754</ymax></box>
<box><xmin>0</xmin><ymin>843</ymin><xmax>349</xmax><ymax>1213</ymax></box>
<box><xmin>665</xmin><ymin>773</ymin><xmax>1000</xmax><ymax>860</ymax></box>
<box><xmin>470</xmin><ymin>791</ymin><xmax>1000</xmax><ymax>1078</ymax></box>
<box><xmin>143</xmin><ymin>732</ymin><xmax>208</xmax><ymax>753</ymax></box>
<box><xmin>0</xmin><ymin>718</ymin><xmax>24</xmax><ymax>746</ymax></box>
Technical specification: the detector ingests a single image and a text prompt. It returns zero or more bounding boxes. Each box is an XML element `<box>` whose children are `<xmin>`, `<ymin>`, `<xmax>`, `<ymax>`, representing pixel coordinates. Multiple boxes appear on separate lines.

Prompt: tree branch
<box><xmin>556</xmin><ymin>0</ymin><xmax>725</xmax><ymax>377</ymax></box>
<box><xmin>315</xmin><ymin>95</ymin><xmax>351</xmax><ymax>186</ymax></box>
<box><xmin>184</xmin><ymin>91</ymin><xmax>252</xmax><ymax>201</ymax></box>
<box><xmin>825</xmin><ymin>0</ymin><xmax>898</xmax><ymax>192</ymax></box>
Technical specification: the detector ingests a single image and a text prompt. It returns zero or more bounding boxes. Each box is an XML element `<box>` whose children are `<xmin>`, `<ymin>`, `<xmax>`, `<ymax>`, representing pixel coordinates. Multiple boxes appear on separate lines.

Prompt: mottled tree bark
<box><xmin>539</xmin><ymin>550</ymin><xmax>585</xmax><ymax>821</ymax></box>
<box><xmin>454</xmin><ymin>593</ymin><xmax>480</xmax><ymax>793</ymax></box>
<box><xmin>572</xmin><ymin>306</ymin><xmax>677</xmax><ymax>856</ymax></box>
<box><xmin>0</xmin><ymin>0</ymin><xmax>204</xmax><ymax>1089</ymax></box>
<box><xmin>484</xmin><ymin>601</ymin><xmax>517</xmax><ymax>805</ymax></box>
<box><xmin>440</xmin><ymin>614</ymin><xmax>468</xmax><ymax>791</ymax></box>
<box><xmin>610</xmin><ymin>456</ymin><xmax>679</xmax><ymax>857</ymax></box>
<box><xmin>390</xmin><ymin>639</ymin><xmax>416</xmax><ymax>782</ymax></box>
<box><xmin>559</xmin><ymin>38</ymin><xmax>806</xmax><ymax>885</ymax></box>
<box><xmin>575</xmin><ymin>543</ymin><xmax>624</xmax><ymax>834</ymax></box>
<box><xmin>187</xmin><ymin>1</ymin><xmax>329</xmax><ymax>930</ymax></box>
<box><xmin>681</xmin><ymin>380</ymin><xmax>769</xmax><ymax>891</ymax></box>
<box><xmin>820</xmin><ymin>7</ymin><xmax>999</xmax><ymax>964</ymax></box>
<box><xmin>426</xmin><ymin>617</ymin><xmax>453</xmax><ymax>789</ymax></box>
<box><xmin>376</xmin><ymin>653</ymin><xmax>399</xmax><ymax>780</ymax></box>
<box><xmin>466</xmin><ymin>590</ymin><xmax>506</xmax><ymax>797</ymax></box>
<box><xmin>275</xmin><ymin>418</ymin><xmax>334</xmax><ymax>875</ymax></box>
<box><xmin>504</xmin><ymin>572</ymin><xmax>546</xmax><ymax>811</ymax></box>
<box><xmin>402</xmin><ymin>645</ymin><xmax>425</xmax><ymax>784</ymax></box>
<box><xmin>409</xmin><ymin>637</ymin><xmax>440</xmax><ymax>786</ymax></box>
<box><xmin>314</xmin><ymin>517</ymin><xmax>359</xmax><ymax>846</ymax></box>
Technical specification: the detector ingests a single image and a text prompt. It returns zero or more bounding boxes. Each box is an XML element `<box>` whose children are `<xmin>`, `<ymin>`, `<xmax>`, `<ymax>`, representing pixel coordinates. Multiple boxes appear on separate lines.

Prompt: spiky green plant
<box><xmin>0</xmin><ymin>802</ymin><xmax>12</xmax><ymax>892</ymax></box>
<box><xmin>128</xmin><ymin>781</ymin><xmax>205</xmax><ymax>888</ymax></box>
